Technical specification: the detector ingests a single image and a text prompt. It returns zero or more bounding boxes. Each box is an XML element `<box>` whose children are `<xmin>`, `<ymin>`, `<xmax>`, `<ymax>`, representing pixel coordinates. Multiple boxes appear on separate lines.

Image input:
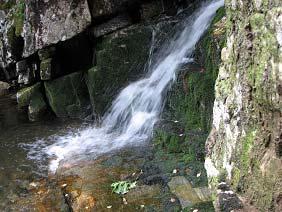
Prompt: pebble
<box><xmin>61</xmin><ymin>183</ymin><xmax>68</xmax><ymax>188</ymax></box>
<box><xmin>123</xmin><ymin>197</ymin><xmax>128</xmax><ymax>205</ymax></box>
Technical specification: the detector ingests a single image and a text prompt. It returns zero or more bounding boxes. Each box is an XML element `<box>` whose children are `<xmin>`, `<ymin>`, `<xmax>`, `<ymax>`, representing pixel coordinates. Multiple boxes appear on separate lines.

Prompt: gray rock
<box><xmin>40</xmin><ymin>58</ymin><xmax>52</xmax><ymax>81</ymax></box>
<box><xmin>38</xmin><ymin>46</ymin><xmax>56</xmax><ymax>61</ymax></box>
<box><xmin>87</xmin><ymin>0</ymin><xmax>137</xmax><ymax>18</ymax></box>
<box><xmin>141</xmin><ymin>0</ymin><xmax>163</xmax><ymax>20</ymax></box>
<box><xmin>0</xmin><ymin>81</ymin><xmax>9</xmax><ymax>96</ymax></box>
<box><xmin>0</xmin><ymin>18</ymin><xmax>23</xmax><ymax>69</ymax></box>
<box><xmin>23</xmin><ymin>0</ymin><xmax>91</xmax><ymax>57</ymax></box>
<box><xmin>92</xmin><ymin>14</ymin><xmax>132</xmax><ymax>38</ymax></box>
<box><xmin>16</xmin><ymin>60</ymin><xmax>27</xmax><ymax>74</ymax></box>
<box><xmin>28</xmin><ymin>93</ymin><xmax>48</xmax><ymax>122</ymax></box>
<box><xmin>168</xmin><ymin>176</ymin><xmax>200</xmax><ymax>208</ymax></box>
<box><xmin>86</xmin><ymin>25</ymin><xmax>153</xmax><ymax>115</ymax></box>
<box><xmin>44</xmin><ymin>71</ymin><xmax>90</xmax><ymax>118</ymax></box>
<box><xmin>17</xmin><ymin>64</ymin><xmax>35</xmax><ymax>85</ymax></box>
<box><xmin>17</xmin><ymin>83</ymin><xmax>41</xmax><ymax>108</ymax></box>
<box><xmin>168</xmin><ymin>176</ymin><xmax>212</xmax><ymax>209</ymax></box>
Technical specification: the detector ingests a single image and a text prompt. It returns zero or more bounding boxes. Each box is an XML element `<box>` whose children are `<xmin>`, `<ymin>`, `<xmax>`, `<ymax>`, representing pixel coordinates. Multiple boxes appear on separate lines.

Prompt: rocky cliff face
<box><xmin>205</xmin><ymin>0</ymin><xmax>282</xmax><ymax>211</ymax></box>
<box><xmin>0</xmin><ymin>0</ymin><xmax>199</xmax><ymax>120</ymax></box>
<box><xmin>23</xmin><ymin>0</ymin><xmax>91</xmax><ymax>57</ymax></box>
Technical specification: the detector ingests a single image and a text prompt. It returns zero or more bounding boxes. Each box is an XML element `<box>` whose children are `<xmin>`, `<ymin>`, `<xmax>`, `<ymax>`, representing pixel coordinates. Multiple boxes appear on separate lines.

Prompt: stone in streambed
<box><xmin>44</xmin><ymin>71</ymin><xmax>90</xmax><ymax>118</ymax></box>
<box><xmin>0</xmin><ymin>81</ymin><xmax>10</xmax><ymax>96</ymax></box>
<box><xmin>17</xmin><ymin>83</ymin><xmax>41</xmax><ymax>108</ymax></box>
<box><xmin>16</xmin><ymin>83</ymin><xmax>48</xmax><ymax>121</ymax></box>
<box><xmin>168</xmin><ymin>176</ymin><xmax>212</xmax><ymax>208</ymax></box>
<box><xmin>28</xmin><ymin>93</ymin><xmax>48</xmax><ymax>122</ymax></box>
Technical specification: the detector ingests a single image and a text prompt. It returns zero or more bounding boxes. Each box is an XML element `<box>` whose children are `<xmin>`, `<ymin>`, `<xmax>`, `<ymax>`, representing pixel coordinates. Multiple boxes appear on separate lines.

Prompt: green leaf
<box><xmin>111</xmin><ymin>181</ymin><xmax>137</xmax><ymax>195</ymax></box>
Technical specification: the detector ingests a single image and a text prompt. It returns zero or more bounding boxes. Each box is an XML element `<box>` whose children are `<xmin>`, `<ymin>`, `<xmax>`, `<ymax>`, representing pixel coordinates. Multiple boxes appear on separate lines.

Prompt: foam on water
<box><xmin>29</xmin><ymin>0</ymin><xmax>224</xmax><ymax>173</ymax></box>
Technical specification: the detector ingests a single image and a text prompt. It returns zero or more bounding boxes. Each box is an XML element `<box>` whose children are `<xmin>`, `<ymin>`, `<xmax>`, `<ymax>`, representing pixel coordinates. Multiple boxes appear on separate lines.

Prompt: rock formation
<box><xmin>205</xmin><ymin>0</ymin><xmax>282</xmax><ymax>211</ymax></box>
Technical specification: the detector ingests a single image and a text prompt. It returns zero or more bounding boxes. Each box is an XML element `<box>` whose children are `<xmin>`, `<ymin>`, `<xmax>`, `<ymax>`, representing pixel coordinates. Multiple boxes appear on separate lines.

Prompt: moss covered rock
<box><xmin>44</xmin><ymin>71</ymin><xmax>90</xmax><ymax>118</ymax></box>
<box><xmin>86</xmin><ymin>25</ymin><xmax>153</xmax><ymax>115</ymax></box>
<box><xmin>205</xmin><ymin>1</ymin><xmax>282</xmax><ymax>211</ymax></box>
<box><xmin>28</xmin><ymin>93</ymin><xmax>47</xmax><ymax>122</ymax></box>
<box><xmin>150</xmin><ymin>9</ymin><xmax>226</xmax><ymax>212</ymax></box>
<box><xmin>40</xmin><ymin>58</ymin><xmax>52</xmax><ymax>81</ymax></box>
<box><xmin>16</xmin><ymin>82</ymin><xmax>48</xmax><ymax>121</ymax></box>
<box><xmin>17</xmin><ymin>83</ymin><xmax>42</xmax><ymax>108</ymax></box>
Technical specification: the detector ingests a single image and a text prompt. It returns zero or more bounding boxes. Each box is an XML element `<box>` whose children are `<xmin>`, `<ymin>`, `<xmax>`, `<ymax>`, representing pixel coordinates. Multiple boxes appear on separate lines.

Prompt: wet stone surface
<box><xmin>7</xmin><ymin>143</ymin><xmax>214</xmax><ymax>211</ymax></box>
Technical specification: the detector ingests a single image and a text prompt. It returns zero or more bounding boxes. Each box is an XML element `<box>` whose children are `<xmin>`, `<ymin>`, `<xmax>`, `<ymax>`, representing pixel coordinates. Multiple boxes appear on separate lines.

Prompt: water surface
<box><xmin>0</xmin><ymin>95</ymin><xmax>84</xmax><ymax>208</ymax></box>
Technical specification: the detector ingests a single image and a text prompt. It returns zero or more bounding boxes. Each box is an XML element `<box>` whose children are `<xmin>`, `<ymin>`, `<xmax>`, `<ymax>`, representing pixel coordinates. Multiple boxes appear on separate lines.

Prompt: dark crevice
<box><xmin>52</xmin><ymin>30</ymin><xmax>93</xmax><ymax>79</ymax></box>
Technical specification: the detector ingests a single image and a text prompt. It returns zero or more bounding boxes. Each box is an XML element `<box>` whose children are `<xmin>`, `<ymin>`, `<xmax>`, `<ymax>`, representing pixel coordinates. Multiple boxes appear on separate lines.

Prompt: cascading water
<box><xmin>30</xmin><ymin>0</ymin><xmax>224</xmax><ymax>173</ymax></box>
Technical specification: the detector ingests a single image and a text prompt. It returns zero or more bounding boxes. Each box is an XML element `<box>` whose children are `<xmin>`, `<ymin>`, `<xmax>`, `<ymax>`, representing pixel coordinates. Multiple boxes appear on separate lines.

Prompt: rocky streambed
<box><xmin>0</xmin><ymin>94</ymin><xmax>214</xmax><ymax>211</ymax></box>
<box><xmin>4</xmin><ymin>139</ymin><xmax>214</xmax><ymax>211</ymax></box>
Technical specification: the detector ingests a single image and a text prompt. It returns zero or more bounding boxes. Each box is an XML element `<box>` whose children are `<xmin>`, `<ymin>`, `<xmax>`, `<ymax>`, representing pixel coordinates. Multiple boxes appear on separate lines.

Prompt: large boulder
<box><xmin>44</xmin><ymin>71</ymin><xmax>90</xmax><ymax>118</ymax></box>
<box><xmin>23</xmin><ymin>0</ymin><xmax>91</xmax><ymax>57</ymax></box>
<box><xmin>205</xmin><ymin>1</ymin><xmax>282</xmax><ymax>211</ymax></box>
<box><xmin>28</xmin><ymin>92</ymin><xmax>47</xmax><ymax>121</ymax></box>
<box><xmin>86</xmin><ymin>25</ymin><xmax>153</xmax><ymax>115</ymax></box>
<box><xmin>16</xmin><ymin>82</ymin><xmax>48</xmax><ymax>121</ymax></box>
<box><xmin>17</xmin><ymin>82</ymin><xmax>41</xmax><ymax>108</ymax></box>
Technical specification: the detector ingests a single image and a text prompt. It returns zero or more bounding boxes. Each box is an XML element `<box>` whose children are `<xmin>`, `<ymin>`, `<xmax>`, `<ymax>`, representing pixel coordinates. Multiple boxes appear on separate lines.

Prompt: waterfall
<box><xmin>31</xmin><ymin>0</ymin><xmax>224</xmax><ymax>173</ymax></box>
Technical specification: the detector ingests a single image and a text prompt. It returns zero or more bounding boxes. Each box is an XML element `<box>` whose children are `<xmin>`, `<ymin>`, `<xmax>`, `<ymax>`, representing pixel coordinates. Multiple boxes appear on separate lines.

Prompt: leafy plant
<box><xmin>111</xmin><ymin>181</ymin><xmax>137</xmax><ymax>195</ymax></box>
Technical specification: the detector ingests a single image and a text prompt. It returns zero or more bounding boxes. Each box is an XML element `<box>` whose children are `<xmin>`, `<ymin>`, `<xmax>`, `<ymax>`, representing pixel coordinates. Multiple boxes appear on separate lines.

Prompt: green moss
<box><xmin>40</xmin><ymin>58</ymin><xmax>52</xmax><ymax>80</ymax></box>
<box><xmin>86</xmin><ymin>26</ymin><xmax>152</xmax><ymax>115</ymax></box>
<box><xmin>240</xmin><ymin>130</ymin><xmax>256</xmax><ymax>175</ymax></box>
<box><xmin>44</xmin><ymin>71</ymin><xmax>90</xmax><ymax>118</ymax></box>
<box><xmin>246</xmin><ymin>13</ymin><xmax>278</xmax><ymax>109</ymax></box>
<box><xmin>166</xmin><ymin>8</ymin><xmax>226</xmax><ymax>132</ymax></box>
<box><xmin>13</xmin><ymin>0</ymin><xmax>25</xmax><ymax>36</ymax></box>
<box><xmin>183</xmin><ymin>201</ymin><xmax>215</xmax><ymax>212</ymax></box>
<box><xmin>231</xmin><ymin>167</ymin><xmax>241</xmax><ymax>189</ymax></box>
<box><xmin>17</xmin><ymin>83</ymin><xmax>42</xmax><ymax>108</ymax></box>
<box><xmin>152</xmin><ymin>7</ymin><xmax>227</xmax><ymax>190</ymax></box>
<box><xmin>0</xmin><ymin>0</ymin><xmax>16</xmax><ymax>11</ymax></box>
<box><xmin>7</xmin><ymin>25</ymin><xmax>16</xmax><ymax>45</ymax></box>
<box><xmin>28</xmin><ymin>92</ymin><xmax>47</xmax><ymax>121</ymax></box>
<box><xmin>153</xmin><ymin>130</ymin><xmax>183</xmax><ymax>153</ymax></box>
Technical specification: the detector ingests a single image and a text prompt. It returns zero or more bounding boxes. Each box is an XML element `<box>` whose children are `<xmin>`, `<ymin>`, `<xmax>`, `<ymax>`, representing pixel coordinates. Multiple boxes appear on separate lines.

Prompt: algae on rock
<box><xmin>205</xmin><ymin>1</ymin><xmax>282</xmax><ymax>211</ymax></box>
<box><xmin>86</xmin><ymin>25</ymin><xmax>153</xmax><ymax>115</ymax></box>
<box><xmin>44</xmin><ymin>71</ymin><xmax>90</xmax><ymax>118</ymax></box>
<box><xmin>152</xmin><ymin>7</ymin><xmax>226</xmax><ymax>211</ymax></box>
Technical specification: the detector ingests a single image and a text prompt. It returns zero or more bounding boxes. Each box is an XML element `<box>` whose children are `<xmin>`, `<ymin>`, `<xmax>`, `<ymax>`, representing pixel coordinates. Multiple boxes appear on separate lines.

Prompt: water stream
<box><xmin>30</xmin><ymin>0</ymin><xmax>225</xmax><ymax>173</ymax></box>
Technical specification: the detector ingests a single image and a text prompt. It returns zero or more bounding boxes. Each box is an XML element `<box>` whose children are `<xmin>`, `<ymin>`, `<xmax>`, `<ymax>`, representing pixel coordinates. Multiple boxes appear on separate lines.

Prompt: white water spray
<box><xmin>38</xmin><ymin>0</ymin><xmax>224</xmax><ymax>173</ymax></box>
